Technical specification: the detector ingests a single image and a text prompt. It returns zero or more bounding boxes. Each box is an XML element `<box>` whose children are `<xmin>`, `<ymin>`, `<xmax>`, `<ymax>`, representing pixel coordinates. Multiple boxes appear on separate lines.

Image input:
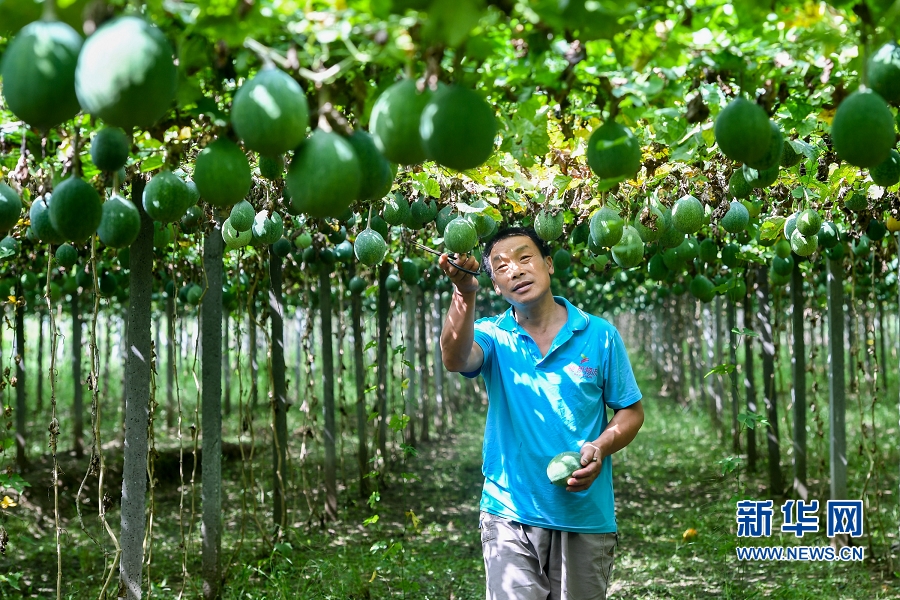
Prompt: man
<box><xmin>438</xmin><ymin>226</ymin><xmax>644</xmax><ymax>600</ymax></box>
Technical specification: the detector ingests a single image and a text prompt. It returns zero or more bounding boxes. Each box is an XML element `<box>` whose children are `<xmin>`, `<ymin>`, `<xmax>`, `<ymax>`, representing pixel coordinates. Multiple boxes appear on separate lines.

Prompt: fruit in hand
<box><xmin>547</xmin><ymin>451</ymin><xmax>583</xmax><ymax>487</ymax></box>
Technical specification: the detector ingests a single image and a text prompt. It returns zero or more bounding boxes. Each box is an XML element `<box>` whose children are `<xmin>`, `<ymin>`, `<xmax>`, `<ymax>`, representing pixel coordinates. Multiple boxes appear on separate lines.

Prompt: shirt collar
<box><xmin>496</xmin><ymin>296</ymin><xmax>589</xmax><ymax>332</ymax></box>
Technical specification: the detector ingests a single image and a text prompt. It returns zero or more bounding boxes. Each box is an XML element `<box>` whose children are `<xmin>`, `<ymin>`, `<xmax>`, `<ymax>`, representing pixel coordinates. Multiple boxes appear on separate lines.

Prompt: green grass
<box><xmin>1</xmin><ymin>314</ymin><xmax>898</xmax><ymax>599</ymax></box>
<box><xmin>610</xmin><ymin>374</ymin><xmax>899</xmax><ymax>599</ymax></box>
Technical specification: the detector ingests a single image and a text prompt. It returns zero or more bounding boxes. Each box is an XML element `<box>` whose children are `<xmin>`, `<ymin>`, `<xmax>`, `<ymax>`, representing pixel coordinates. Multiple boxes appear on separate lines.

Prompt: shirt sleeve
<box><xmin>459</xmin><ymin>318</ymin><xmax>495</xmax><ymax>379</ymax></box>
<box><xmin>602</xmin><ymin>329</ymin><xmax>642</xmax><ymax>410</ymax></box>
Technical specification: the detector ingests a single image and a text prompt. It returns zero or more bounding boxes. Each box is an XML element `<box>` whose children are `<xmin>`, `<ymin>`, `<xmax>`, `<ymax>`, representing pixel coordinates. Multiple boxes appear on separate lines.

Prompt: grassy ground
<box><xmin>3</xmin><ymin>385</ymin><xmax>898</xmax><ymax>598</ymax></box>
<box><xmin>610</xmin><ymin>401</ymin><xmax>898</xmax><ymax>599</ymax></box>
<box><xmin>1</xmin><ymin>328</ymin><xmax>899</xmax><ymax>598</ymax></box>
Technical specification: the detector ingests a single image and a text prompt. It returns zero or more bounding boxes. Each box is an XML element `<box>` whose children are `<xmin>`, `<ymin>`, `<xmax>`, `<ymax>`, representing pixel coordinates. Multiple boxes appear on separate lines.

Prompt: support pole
<box><xmin>756</xmin><ymin>267</ymin><xmax>782</xmax><ymax>496</ymax></box>
<box><xmin>201</xmin><ymin>215</ymin><xmax>224</xmax><ymax>599</ymax></box>
<box><xmin>827</xmin><ymin>255</ymin><xmax>847</xmax><ymax>523</ymax></box>
<box><xmin>791</xmin><ymin>260</ymin><xmax>807</xmax><ymax>500</ymax></box>
<box><xmin>119</xmin><ymin>178</ymin><xmax>152</xmax><ymax>600</ymax></box>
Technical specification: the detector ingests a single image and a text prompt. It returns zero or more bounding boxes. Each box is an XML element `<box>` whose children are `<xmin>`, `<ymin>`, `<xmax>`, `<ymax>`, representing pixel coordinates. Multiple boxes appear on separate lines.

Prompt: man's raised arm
<box><xmin>438</xmin><ymin>253</ymin><xmax>484</xmax><ymax>373</ymax></box>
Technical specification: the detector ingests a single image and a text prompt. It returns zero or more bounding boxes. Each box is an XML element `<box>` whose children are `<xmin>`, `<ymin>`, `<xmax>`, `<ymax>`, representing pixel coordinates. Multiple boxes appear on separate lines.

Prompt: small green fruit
<box><xmin>553</xmin><ymin>249</ymin><xmax>572</xmax><ymax>271</ymax></box>
<box><xmin>714</xmin><ymin>98</ymin><xmax>772</xmax><ymax>164</ymax></box>
<box><xmin>586</xmin><ymin>122</ymin><xmax>642</xmax><ymax>180</ymax></box>
<box><xmin>383</xmin><ymin>193</ymin><xmax>411</xmax><ymax>226</ymax></box>
<box><xmin>90</xmin><ymin>127</ymin><xmax>130</xmax><ymax>172</ymax></box>
<box><xmin>742</xmin><ymin>163</ymin><xmax>780</xmax><ymax>188</ymax></box>
<box><xmin>818</xmin><ymin>222</ymin><xmax>840</xmax><ymax>248</ymax></box>
<box><xmin>790</xmin><ymin>229</ymin><xmax>817</xmax><ymax>257</ymax></box>
<box><xmin>772</xmin><ymin>254</ymin><xmax>794</xmax><ymax>277</ymax></box>
<box><xmin>774</xmin><ymin>238</ymin><xmax>792</xmax><ymax>259</ymax></box>
<box><xmin>870</xmin><ymin>149</ymin><xmax>900</xmax><ymax>187</ymax></box>
<box><xmin>348</xmin><ymin>276</ymin><xmax>367</xmax><ymax>295</ymax></box>
<box><xmin>611</xmin><ymin>225</ymin><xmax>644</xmax><ymax>269</ymax></box>
<box><xmin>721</xmin><ymin>244</ymin><xmax>741</xmax><ymax>268</ymax></box>
<box><xmin>720</xmin><ymin>201</ymin><xmax>750</xmax><ymax>234</ymax></box>
<box><xmin>589</xmin><ymin>206</ymin><xmax>624</xmax><ymax>247</ymax></box>
<box><xmin>546</xmin><ymin>451</ymin><xmax>582</xmax><ymax>487</ymax></box>
<box><xmin>55</xmin><ymin>243</ymin><xmax>78</xmax><ymax>268</ymax></box>
<box><xmin>783</xmin><ymin>212</ymin><xmax>799</xmax><ymax>239</ymax></box>
<box><xmin>443</xmin><ymin>217</ymin><xmax>478</xmax><ymax>254</ymax></box>
<box><xmin>354</xmin><ymin>228</ymin><xmax>388</xmax><ymax>266</ymax></box>
<box><xmin>0</xmin><ymin>182</ymin><xmax>23</xmax><ymax>232</ymax></box>
<box><xmin>222</xmin><ymin>218</ymin><xmax>251</xmax><ymax>249</ymax></box>
<box><xmin>671</xmin><ymin>195</ymin><xmax>704</xmax><ymax>234</ymax></box>
<box><xmin>796</xmin><ymin>209</ymin><xmax>822</xmax><ymax>237</ymax></box>
<box><xmin>689</xmin><ymin>275</ymin><xmax>715</xmax><ymax>303</ymax></box>
<box><xmin>728</xmin><ymin>169</ymin><xmax>752</xmax><ymax>199</ymax></box>
<box><xmin>534</xmin><ymin>210</ymin><xmax>564</xmax><ymax>242</ymax></box>
<box><xmin>843</xmin><ymin>191</ymin><xmax>867</xmax><ymax>212</ymax></box>
<box><xmin>272</xmin><ymin>237</ymin><xmax>292</xmax><ymax>257</ymax></box>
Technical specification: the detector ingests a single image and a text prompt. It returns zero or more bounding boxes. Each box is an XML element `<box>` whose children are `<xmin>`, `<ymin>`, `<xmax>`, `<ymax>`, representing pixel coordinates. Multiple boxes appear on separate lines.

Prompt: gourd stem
<box><xmin>42</xmin><ymin>0</ymin><xmax>57</xmax><ymax>21</ymax></box>
<box><xmin>244</xmin><ymin>38</ymin><xmax>282</xmax><ymax>70</ymax></box>
<box><xmin>860</xmin><ymin>26</ymin><xmax>870</xmax><ymax>89</ymax></box>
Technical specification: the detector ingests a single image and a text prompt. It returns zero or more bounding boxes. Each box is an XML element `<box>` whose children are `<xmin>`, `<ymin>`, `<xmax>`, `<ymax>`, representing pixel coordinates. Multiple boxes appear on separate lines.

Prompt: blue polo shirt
<box><xmin>462</xmin><ymin>296</ymin><xmax>641</xmax><ymax>533</ymax></box>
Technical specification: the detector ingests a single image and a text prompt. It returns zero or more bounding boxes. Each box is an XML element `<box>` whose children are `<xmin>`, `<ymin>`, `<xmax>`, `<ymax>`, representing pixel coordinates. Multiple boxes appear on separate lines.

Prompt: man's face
<box><xmin>488</xmin><ymin>236</ymin><xmax>554</xmax><ymax>305</ymax></box>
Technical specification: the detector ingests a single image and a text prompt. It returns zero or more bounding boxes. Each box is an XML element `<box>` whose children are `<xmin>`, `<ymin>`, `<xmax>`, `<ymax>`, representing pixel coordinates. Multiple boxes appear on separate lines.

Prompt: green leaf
<box><xmin>409</xmin><ymin>173</ymin><xmax>441</xmax><ymax>199</ymax></box>
<box><xmin>788</xmin><ymin>139</ymin><xmax>817</xmax><ymax>159</ymax></box>
<box><xmin>704</xmin><ymin>363</ymin><xmax>736</xmax><ymax>378</ymax></box>
<box><xmin>738</xmin><ymin>411</ymin><xmax>770</xmax><ymax>430</ymax></box>
<box><xmin>364</xmin><ymin>339</ymin><xmax>377</xmax><ymax>351</ymax></box>
<box><xmin>499</xmin><ymin>96</ymin><xmax>550</xmax><ymax>168</ymax></box>
<box><xmin>670</xmin><ymin>131</ymin><xmax>701</xmax><ymax>163</ymax></box>
<box><xmin>484</xmin><ymin>207</ymin><xmax>502</xmax><ymax>221</ymax></box>
<box><xmin>389</xmin><ymin>413</ymin><xmax>410</xmax><ymax>432</ymax></box>
<box><xmin>0</xmin><ymin>572</ymin><xmax>22</xmax><ymax>590</ymax></box>
<box><xmin>711</xmin><ymin>279</ymin><xmax>736</xmax><ymax>294</ymax></box>
<box><xmin>731</xmin><ymin>328</ymin><xmax>758</xmax><ymax>338</ymax></box>
<box><xmin>553</xmin><ymin>175</ymin><xmax>573</xmax><ymax>193</ymax></box>
<box><xmin>274</xmin><ymin>542</ymin><xmax>293</xmax><ymax>555</ymax></box>
<box><xmin>737</xmin><ymin>250</ymin><xmax>766</xmax><ymax>265</ymax></box>
<box><xmin>363</xmin><ymin>514</ymin><xmax>380</xmax><ymax>526</ymax></box>
<box><xmin>0</xmin><ymin>473</ymin><xmax>30</xmax><ymax>494</ymax></box>
<box><xmin>140</xmin><ymin>155</ymin><xmax>164</xmax><ymax>173</ymax></box>
<box><xmin>367</xmin><ymin>491</ymin><xmax>381</xmax><ymax>509</ymax></box>
<box><xmin>423</xmin><ymin>178</ymin><xmax>441</xmax><ymax>198</ymax></box>
<box><xmin>406</xmin><ymin>509</ymin><xmax>422</xmax><ymax>531</ymax></box>
<box><xmin>175</xmin><ymin>73</ymin><xmax>204</xmax><ymax>108</ymax></box>
<box><xmin>383</xmin><ymin>541</ymin><xmax>403</xmax><ymax>558</ymax></box>
<box><xmin>455</xmin><ymin>202</ymin><xmax>483</xmax><ymax>215</ymax></box>
<box><xmin>591</xmin><ymin>255</ymin><xmax>610</xmax><ymax>270</ymax></box>
<box><xmin>716</xmin><ymin>455</ymin><xmax>742</xmax><ymax>475</ymax></box>
<box><xmin>400</xmin><ymin>443</ymin><xmax>418</xmax><ymax>457</ymax></box>
<box><xmin>759</xmin><ymin>217</ymin><xmax>786</xmax><ymax>241</ymax></box>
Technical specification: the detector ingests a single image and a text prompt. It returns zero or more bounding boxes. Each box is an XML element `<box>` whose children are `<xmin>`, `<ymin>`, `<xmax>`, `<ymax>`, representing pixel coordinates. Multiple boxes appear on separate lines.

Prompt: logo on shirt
<box><xmin>567</xmin><ymin>357</ymin><xmax>598</xmax><ymax>380</ymax></box>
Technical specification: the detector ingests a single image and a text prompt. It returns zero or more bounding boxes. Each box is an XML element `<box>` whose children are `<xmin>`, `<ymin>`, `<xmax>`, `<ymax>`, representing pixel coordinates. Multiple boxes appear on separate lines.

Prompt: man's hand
<box><xmin>438</xmin><ymin>253</ymin><xmax>480</xmax><ymax>295</ymax></box>
<box><xmin>566</xmin><ymin>442</ymin><xmax>603</xmax><ymax>493</ymax></box>
<box><xmin>566</xmin><ymin>402</ymin><xmax>644</xmax><ymax>493</ymax></box>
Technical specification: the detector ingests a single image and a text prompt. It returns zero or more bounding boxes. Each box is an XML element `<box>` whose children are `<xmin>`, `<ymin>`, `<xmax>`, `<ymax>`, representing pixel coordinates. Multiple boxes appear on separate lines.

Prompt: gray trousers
<box><xmin>480</xmin><ymin>511</ymin><xmax>617</xmax><ymax>600</ymax></box>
